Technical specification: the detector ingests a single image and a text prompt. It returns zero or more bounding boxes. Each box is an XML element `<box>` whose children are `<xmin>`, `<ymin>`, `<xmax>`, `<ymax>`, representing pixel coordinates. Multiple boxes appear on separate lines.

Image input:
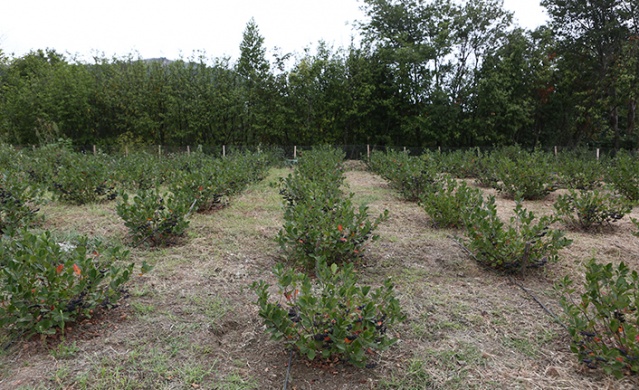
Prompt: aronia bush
<box><xmin>251</xmin><ymin>260</ymin><xmax>404</xmax><ymax>367</ymax></box>
<box><xmin>557</xmin><ymin>260</ymin><xmax>639</xmax><ymax>377</ymax></box>
<box><xmin>418</xmin><ymin>175</ymin><xmax>483</xmax><ymax>229</ymax></box>
<box><xmin>464</xmin><ymin>197</ymin><xmax>572</xmax><ymax>272</ymax></box>
<box><xmin>0</xmin><ymin>230</ymin><xmax>137</xmax><ymax>336</ymax></box>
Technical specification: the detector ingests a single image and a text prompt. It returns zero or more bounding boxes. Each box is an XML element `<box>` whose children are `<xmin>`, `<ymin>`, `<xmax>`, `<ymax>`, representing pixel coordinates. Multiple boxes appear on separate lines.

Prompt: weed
<box><xmin>50</xmin><ymin>341</ymin><xmax>80</xmax><ymax>360</ymax></box>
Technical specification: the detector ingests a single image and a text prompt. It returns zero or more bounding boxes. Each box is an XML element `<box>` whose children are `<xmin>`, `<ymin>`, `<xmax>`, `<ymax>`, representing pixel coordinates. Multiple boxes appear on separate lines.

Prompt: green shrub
<box><xmin>556</xmin><ymin>152</ymin><xmax>604</xmax><ymax>190</ymax></box>
<box><xmin>251</xmin><ymin>261</ymin><xmax>404</xmax><ymax>367</ymax></box>
<box><xmin>49</xmin><ymin>153</ymin><xmax>117</xmax><ymax>205</ymax></box>
<box><xmin>418</xmin><ymin>175</ymin><xmax>483</xmax><ymax>229</ymax></box>
<box><xmin>607</xmin><ymin>151</ymin><xmax>639</xmax><ymax>203</ymax></box>
<box><xmin>557</xmin><ymin>260</ymin><xmax>639</xmax><ymax>377</ymax></box>
<box><xmin>553</xmin><ymin>189</ymin><xmax>632</xmax><ymax>231</ymax></box>
<box><xmin>295</xmin><ymin>146</ymin><xmax>346</xmax><ymax>188</ymax></box>
<box><xmin>220</xmin><ymin>151</ymin><xmax>275</xmax><ymax>195</ymax></box>
<box><xmin>170</xmin><ymin>156</ymin><xmax>230</xmax><ymax>212</ymax></box>
<box><xmin>495</xmin><ymin>149</ymin><xmax>558</xmax><ymax>200</ymax></box>
<box><xmin>0</xmin><ymin>171</ymin><xmax>41</xmax><ymax>234</ymax></box>
<box><xmin>464</xmin><ymin>197</ymin><xmax>572</xmax><ymax>272</ymax></box>
<box><xmin>0</xmin><ymin>144</ymin><xmax>23</xmax><ymax>172</ymax></box>
<box><xmin>280</xmin><ymin>146</ymin><xmax>346</xmax><ymax>206</ymax></box>
<box><xmin>113</xmin><ymin>152</ymin><xmax>164</xmax><ymax>191</ymax></box>
<box><xmin>170</xmin><ymin>151</ymin><xmax>274</xmax><ymax>213</ymax></box>
<box><xmin>437</xmin><ymin>148</ymin><xmax>481</xmax><ymax>179</ymax></box>
<box><xmin>21</xmin><ymin>141</ymin><xmax>75</xmax><ymax>189</ymax></box>
<box><xmin>278</xmin><ymin>172</ymin><xmax>342</xmax><ymax>208</ymax></box>
<box><xmin>278</xmin><ymin>146</ymin><xmax>387</xmax><ymax>268</ymax></box>
<box><xmin>368</xmin><ymin>150</ymin><xmax>436</xmax><ymax>201</ymax></box>
<box><xmin>116</xmin><ymin>190</ymin><xmax>191</xmax><ymax>246</ymax></box>
<box><xmin>474</xmin><ymin>151</ymin><xmax>501</xmax><ymax>189</ymax></box>
<box><xmin>19</xmin><ymin>142</ymin><xmax>117</xmax><ymax>205</ymax></box>
<box><xmin>277</xmin><ymin>190</ymin><xmax>388</xmax><ymax>269</ymax></box>
<box><xmin>0</xmin><ymin>230</ymin><xmax>135</xmax><ymax>336</ymax></box>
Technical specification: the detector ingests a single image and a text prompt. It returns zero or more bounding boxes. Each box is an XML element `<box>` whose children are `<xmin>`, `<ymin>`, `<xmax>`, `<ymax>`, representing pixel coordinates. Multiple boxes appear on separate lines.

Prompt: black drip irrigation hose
<box><xmin>448</xmin><ymin>235</ymin><xmax>569</xmax><ymax>332</ymax></box>
<box><xmin>283</xmin><ymin>348</ymin><xmax>293</xmax><ymax>390</ymax></box>
<box><xmin>508</xmin><ymin>276</ymin><xmax>569</xmax><ymax>331</ymax></box>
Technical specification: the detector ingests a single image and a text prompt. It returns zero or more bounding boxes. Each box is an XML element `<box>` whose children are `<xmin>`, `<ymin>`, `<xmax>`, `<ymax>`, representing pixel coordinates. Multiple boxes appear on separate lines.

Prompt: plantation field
<box><xmin>2</xmin><ymin>157</ymin><xmax>639</xmax><ymax>389</ymax></box>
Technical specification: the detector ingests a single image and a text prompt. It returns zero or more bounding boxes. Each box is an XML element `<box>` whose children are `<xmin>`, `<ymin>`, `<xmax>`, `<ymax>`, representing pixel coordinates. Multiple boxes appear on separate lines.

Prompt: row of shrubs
<box><xmin>116</xmin><ymin>149</ymin><xmax>276</xmax><ymax>246</ymax></box>
<box><xmin>1</xmin><ymin>142</ymin><xmax>132</xmax><ymax>338</ymax></box>
<box><xmin>371</xmin><ymin>148</ymin><xmax>638</xmax><ymax>232</ymax></box>
<box><xmin>0</xmin><ymin>231</ymin><xmax>139</xmax><ymax>337</ymax></box>
<box><xmin>368</xmin><ymin>149</ymin><xmax>573</xmax><ymax>271</ymax></box>
<box><xmin>0</xmin><ymin>142</ymin><xmax>277</xmax><ymax>338</ymax></box>
<box><xmin>444</xmin><ymin>146</ymin><xmax>639</xmax><ymax>203</ymax></box>
<box><xmin>371</xmin><ymin>145</ymin><xmax>639</xmax><ymax>200</ymax></box>
<box><xmin>368</xmin><ymin>149</ymin><xmax>639</xmax><ymax>377</ymax></box>
<box><xmin>252</xmin><ymin>146</ymin><xmax>404</xmax><ymax>367</ymax></box>
<box><xmin>0</xmin><ymin>141</ymin><xmax>279</xmax><ymax>243</ymax></box>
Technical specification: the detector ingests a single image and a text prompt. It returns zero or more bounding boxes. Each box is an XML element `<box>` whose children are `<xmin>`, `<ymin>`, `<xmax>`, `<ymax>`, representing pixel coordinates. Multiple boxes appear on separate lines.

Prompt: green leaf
<box><xmin>306</xmin><ymin>349</ymin><xmax>316</xmax><ymax>360</ymax></box>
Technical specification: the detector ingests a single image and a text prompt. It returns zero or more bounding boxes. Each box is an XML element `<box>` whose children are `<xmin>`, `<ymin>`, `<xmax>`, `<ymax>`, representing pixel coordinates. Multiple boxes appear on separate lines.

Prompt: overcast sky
<box><xmin>0</xmin><ymin>0</ymin><xmax>547</xmax><ymax>62</ymax></box>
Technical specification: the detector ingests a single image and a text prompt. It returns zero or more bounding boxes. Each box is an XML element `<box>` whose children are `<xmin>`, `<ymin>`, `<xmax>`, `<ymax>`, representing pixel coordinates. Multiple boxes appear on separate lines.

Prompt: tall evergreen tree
<box><xmin>237</xmin><ymin>18</ymin><xmax>273</xmax><ymax>145</ymax></box>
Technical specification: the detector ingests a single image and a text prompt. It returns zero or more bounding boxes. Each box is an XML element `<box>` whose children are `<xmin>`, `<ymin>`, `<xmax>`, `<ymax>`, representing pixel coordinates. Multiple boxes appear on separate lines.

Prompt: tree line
<box><xmin>0</xmin><ymin>0</ymin><xmax>637</xmax><ymax>149</ymax></box>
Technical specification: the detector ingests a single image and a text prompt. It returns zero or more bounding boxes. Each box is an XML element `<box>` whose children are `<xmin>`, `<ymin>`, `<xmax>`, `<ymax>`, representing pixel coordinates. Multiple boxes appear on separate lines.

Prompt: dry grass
<box><xmin>1</xmin><ymin>165</ymin><xmax>639</xmax><ymax>389</ymax></box>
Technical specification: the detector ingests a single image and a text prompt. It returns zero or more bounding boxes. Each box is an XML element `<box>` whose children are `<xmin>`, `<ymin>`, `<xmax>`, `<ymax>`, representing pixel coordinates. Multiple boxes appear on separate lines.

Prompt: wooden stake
<box><xmin>367</xmin><ymin>144</ymin><xmax>370</xmax><ymax>161</ymax></box>
<box><xmin>294</xmin><ymin>146</ymin><xmax>297</xmax><ymax>159</ymax></box>
<box><xmin>187</xmin><ymin>145</ymin><xmax>190</xmax><ymax>155</ymax></box>
<box><xmin>223</xmin><ymin>145</ymin><xmax>226</xmax><ymax>157</ymax></box>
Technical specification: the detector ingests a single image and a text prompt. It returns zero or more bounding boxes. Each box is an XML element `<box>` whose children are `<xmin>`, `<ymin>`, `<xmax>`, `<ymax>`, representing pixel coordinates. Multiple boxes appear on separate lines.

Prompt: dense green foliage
<box><xmin>607</xmin><ymin>151</ymin><xmax>639</xmax><ymax>203</ymax></box>
<box><xmin>170</xmin><ymin>151</ymin><xmax>275</xmax><ymax>212</ymax></box>
<box><xmin>368</xmin><ymin>150</ymin><xmax>436</xmax><ymax>201</ymax></box>
<box><xmin>257</xmin><ymin>147</ymin><xmax>401</xmax><ymax>366</ymax></box>
<box><xmin>553</xmin><ymin>189</ymin><xmax>632</xmax><ymax>230</ymax></box>
<box><xmin>464</xmin><ymin>197</ymin><xmax>572</xmax><ymax>272</ymax></box>
<box><xmin>493</xmin><ymin>147</ymin><xmax>558</xmax><ymax>200</ymax></box>
<box><xmin>557</xmin><ymin>260</ymin><xmax>639</xmax><ymax>377</ymax></box>
<box><xmin>251</xmin><ymin>261</ymin><xmax>404</xmax><ymax>367</ymax></box>
<box><xmin>556</xmin><ymin>150</ymin><xmax>605</xmax><ymax>190</ymax></box>
<box><xmin>277</xmin><ymin>147</ymin><xmax>388</xmax><ymax>269</ymax></box>
<box><xmin>418</xmin><ymin>175</ymin><xmax>483</xmax><ymax>229</ymax></box>
<box><xmin>0</xmin><ymin>231</ymin><xmax>134</xmax><ymax>336</ymax></box>
<box><xmin>116</xmin><ymin>190</ymin><xmax>192</xmax><ymax>247</ymax></box>
<box><xmin>0</xmin><ymin>171</ymin><xmax>41</xmax><ymax>234</ymax></box>
<box><xmin>115</xmin><ymin>150</ymin><xmax>275</xmax><ymax>246</ymax></box>
<box><xmin>1</xmin><ymin>1</ymin><xmax>636</xmax><ymax>148</ymax></box>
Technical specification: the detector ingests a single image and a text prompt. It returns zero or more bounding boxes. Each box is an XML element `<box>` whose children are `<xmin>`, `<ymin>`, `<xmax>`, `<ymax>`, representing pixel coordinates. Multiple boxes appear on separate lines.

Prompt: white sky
<box><xmin>0</xmin><ymin>0</ymin><xmax>547</xmax><ymax>62</ymax></box>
